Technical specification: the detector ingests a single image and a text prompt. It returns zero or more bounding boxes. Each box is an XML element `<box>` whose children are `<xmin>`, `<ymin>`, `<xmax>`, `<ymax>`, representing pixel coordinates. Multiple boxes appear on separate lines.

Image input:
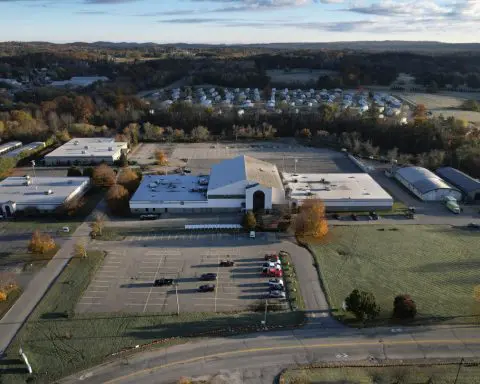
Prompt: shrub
<box><xmin>393</xmin><ymin>294</ymin><xmax>417</xmax><ymax>319</ymax></box>
<box><xmin>242</xmin><ymin>211</ymin><xmax>257</xmax><ymax>230</ymax></box>
<box><xmin>28</xmin><ymin>231</ymin><xmax>56</xmax><ymax>254</ymax></box>
<box><xmin>345</xmin><ymin>289</ymin><xmax>380</xmax><ymax>321</ymax></box>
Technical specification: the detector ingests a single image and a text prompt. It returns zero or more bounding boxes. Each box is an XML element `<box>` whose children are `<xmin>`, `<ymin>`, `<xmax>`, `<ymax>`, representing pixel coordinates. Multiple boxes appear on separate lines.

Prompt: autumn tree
<box><xmin>242</xmin><ymin>211</ymin><xmax>257</xmax><ymax>230</ymax></box>
<box><xmin>299</xmin><ymin>128</ymin><xmax>312</xmax><ymax>138</ymax></box>
<box><xmin>155</xmin><ymin>150</ymin><xmax>168</xmax><ymax>166</ymax></box>
<box><xmin>106</xmin><ymin>184</ymin><xmax>130</xmax><ymax>215</ymax></box>
<box><xmin>28</xmin><ymin>231</ymin><xmax>56</xmax><ymax>254</ymax></box>
<box><xmin>90</xmin><ymin>214</ymin><xmax>105</xmax><ymax>237</ymax></box>
<box><xmin>295</xmin><ymin>199</ymin><xmax>329</xmax><ymax>239</ymax></box>
<box><xmin>56</xmin><ymin>197</ymin><xmax>84</xmax><ymax>218</ymax></box>
<box><xmin>74</xmin><ymin>242</ymin><xmax>87</xmax><ymax>259</ymax></box>
<box><xmin>0</xmin><ymin>272</ymin><xmax>18</xmax><ymax>302</ymax></box>
<box><xmin>413</xmin><ymin>104</ymin><xmax>427</xmax><ymax>121</ymax></box>
<box><xmin>190</xmin><ymin>126</ymin><xmax>210</xmax><ymax>141</ymax></box>
<box><xmin>118</xmin><ymin>151</ymin><xmax>128</xmax><ymax>167</ymax></box>
<box><xmin>92</xmin><ymin>164</ymin><xmax>116</xmax><ymax>188</ymax></box>
<box><xmin>393</xmin><ymin>294</ymin><xmax>417</xmax><ymax>320</ymax></box>
<box><xmin>117</xmin><ymin>168</ymin><xmax>141</xmax><ymax>195</ymax></box>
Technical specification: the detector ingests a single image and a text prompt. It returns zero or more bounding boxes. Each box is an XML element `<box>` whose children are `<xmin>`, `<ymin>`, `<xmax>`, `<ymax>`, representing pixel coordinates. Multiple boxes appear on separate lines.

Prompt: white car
<box><xmin>268</xmin><ymin>278</ymin><xmax>284</xmax><ymax>287</ymax></box>
<box><xmin>269</xmin><ymin>290</ymin><xmax>286</xmax><ymax>299</ymax></box>
<box><xmin>263</xmin><ymin>261</ymin><xmax>281</xmax><ymax>269</ymax></box>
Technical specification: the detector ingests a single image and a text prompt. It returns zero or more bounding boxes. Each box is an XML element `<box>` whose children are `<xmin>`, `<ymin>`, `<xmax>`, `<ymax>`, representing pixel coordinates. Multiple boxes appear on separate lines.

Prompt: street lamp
<box><xmin>294</xmin><ymin>158</ymin><xmax>298</xmax><ymax>173</ymax></box>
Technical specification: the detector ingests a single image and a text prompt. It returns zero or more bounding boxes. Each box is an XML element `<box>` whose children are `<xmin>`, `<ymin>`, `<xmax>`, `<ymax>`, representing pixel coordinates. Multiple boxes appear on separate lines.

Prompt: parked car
<box><xmin>332</xmin><ymin>213</ymin><xmax>340</xmax><ymax>220</ymax></box>
<box><xmin>405</xmin><ymin>212</ymin><xmax>415</xmax><ymax>220</ymax></box>
<box><xmin>154</xmin><ymin>278</ymin><xmax>173</xmax><ymax>286</ymax></box>
<box><xmin>264</xmin><ymin>253</ymin><xmax>278</xmax><ymax>261</ymax></box>
<box><xmin>351</xmin><ymin>213</ymin><xmax>358</xmax><ymax>221</ymax></box>
<box><xmin>249</xmin><ymin>231</ymin><xmax>256</xmax><ymax>239</ymax></box>
<box><xmin>262</xmin><ymin>268</ymin><xmax>283</xmax><ymax>277</ymax></box>
<box><xmin>219</xmin><ymin>260</ymin><xmax>234</xmax><ymax>267</ymax></box>
<box><xmin>198</xmin><ymin>284</ymin><xmax>215</xmax><ymax>292</ymax></box>
<box><xmin>200</xmin><ymin>273</ymin><xmax>217</xmax><ymax>281</ymax></box>
<box><xmin>268</xmin><ymin>278</ymin><xmax>284</xmax><ymax>287</ymax></box>
<box><xmin>183</xmin><ymin>168</ymin><xmax>191</xmax><ymax>173</ymax></box>
<box><xmin>269</xmin><ymin>290</ymin><xmax>286</xmax><ymax>299</ymax></box>
<box><xmin>140</xmin><ymin>214</ymin><xmax>159</xmax><ymax>221</ymax></box>
<box><xmin>269</xmin><ymin>283</ymin><xmax>285</xmax><ymax>291</ymax></box>
<box><xmin>369</xmin><ymin>211</ymin><xmax>379</xmax><ymax>220</ymax></box>
<box><xmin>62</xmin><ymin>226</ymin><xmax>70</xmax><ymax>233</ymax></box>
<box><xmin>467</xmin><ymin>222</ymin><xmax>480</xmax><ymax>229</ymax></box>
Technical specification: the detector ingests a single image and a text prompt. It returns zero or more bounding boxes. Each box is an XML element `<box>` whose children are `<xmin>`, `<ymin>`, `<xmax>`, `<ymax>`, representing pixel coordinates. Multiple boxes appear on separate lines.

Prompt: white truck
<box><xmin>444</xmin><ymin>196</ymin><xmax>460</xmax><ymax>214</ymax></box>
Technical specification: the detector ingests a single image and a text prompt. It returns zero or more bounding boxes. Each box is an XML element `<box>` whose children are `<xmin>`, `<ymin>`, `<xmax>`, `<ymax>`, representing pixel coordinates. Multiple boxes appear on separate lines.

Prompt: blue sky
<box><xmin>0</xmin><ymin>0</ymin><xmax>478</xmax><ymax>43</ymax></box>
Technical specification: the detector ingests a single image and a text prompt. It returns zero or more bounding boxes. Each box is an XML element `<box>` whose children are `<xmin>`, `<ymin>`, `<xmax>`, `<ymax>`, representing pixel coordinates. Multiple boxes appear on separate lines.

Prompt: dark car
<box><xmin>219</xmin><ymin>260</ymin><xmax>234</xmax><ymax>267</ymax></box>
<box><xmin>467</xmin><ymin>222</ymin><xmax>480</xmax><ymax>229</ymax></box>
<box><xmin>332</xmin><ymin>213</ymin><xmax>340</xmax><ymax>220</ymax></box>
<box><xmin>154</xmin><ymin>278</ymin><xmax>173</xmax><ymax>286</ymax></box>
<box><xmin>183</xmin><ymin>168</ymin><xmax>191</xmax><ymax>173</ymax></box>
<box><xmin>351</xmin><ymin>213</ymin><xmax>358</xmax><ymax>221</ymax></box>
<box><xmin>140</xmin><ymin>214</ymin><xmax>159</xmax><ymax>221</ymax></box>
<box><xmin>200</xmin><ymin>273</ymin><xmax>217</xmax><ymax>281</ymax></box>
<box><xmin>369</xmin><ymin>211</ymin><xmax>379</xmax><ymax>220</ymax></box>
<box><xmin>405</xmin><ymin>212</ymin><xmax>415</xmax><ymax>219</ymax></box>
<box><xmin>198</xmin><ymin>284</ymin><xmax>215</xmax><ymax>292</ymax></box>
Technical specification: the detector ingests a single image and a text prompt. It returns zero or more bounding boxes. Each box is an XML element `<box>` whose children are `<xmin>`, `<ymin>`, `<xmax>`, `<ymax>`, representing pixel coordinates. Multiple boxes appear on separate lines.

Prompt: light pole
<box><xmin>31</xmin><ymin>160</ymin><xmax>36</xmax><ymax>184</ymax></box>
<box><xmin>294</xmin><ymin>158</ymin><xmax>298</xmax><ymax>173</ymax></box>
<box><xmin>175</xmin><ymin>283</ymin><xmax>180</xmax><ymax>316</ymax></box>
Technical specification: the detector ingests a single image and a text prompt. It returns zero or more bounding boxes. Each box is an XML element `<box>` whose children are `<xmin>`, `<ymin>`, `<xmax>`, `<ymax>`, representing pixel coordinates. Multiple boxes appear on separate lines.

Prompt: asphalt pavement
<box><xmin>59</xmin><ymin>324</ymin><xmax>480</xmax><ymax>384</ymax></box>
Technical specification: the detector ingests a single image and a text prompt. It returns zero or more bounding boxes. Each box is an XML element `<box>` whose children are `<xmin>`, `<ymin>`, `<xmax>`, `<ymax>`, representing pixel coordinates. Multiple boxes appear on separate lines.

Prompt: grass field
<box><xmin>0</xmin><ymin>249</ymin><xmax>304</xmax><ymax>384</ymax></box>
<box><xmin>282</xmin><ymin>364</ymin><xmax>480</xmax><ymax>384</ymax></box>
<box><xmin>310</xmin><ymin>225</ymin><xmax>480</xmax><ymax>325</ymax></box>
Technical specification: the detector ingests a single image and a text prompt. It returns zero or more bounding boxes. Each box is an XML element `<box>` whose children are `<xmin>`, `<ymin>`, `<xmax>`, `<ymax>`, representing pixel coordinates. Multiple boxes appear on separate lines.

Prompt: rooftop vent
<box><xmin>108</xmin><ymin>147</ymin><xmax>113</xmax><ymax>151</ymax></box>
<box><xmin>23</xmin><ymin>180</ymin><xmax>32</xmax><ymax>186</ymax></box>
<box><xmin>45</xmin><ymin>189</ymin><xmax>53</xmax><ymax>195</ymax></box>
<box><xmin>25</xmin><ymin>175</ymin><xmax>30</xmax><ymax>180</ymax></box>
<box><xmin>84</xmin><ymin>145</ymin><xmax>89</xmax><ymax>149</ymax></box>
<box><xmin>81</xmin><ymin>150</ymin><xmax>86</xmax><ymax>154</ymax></box>
<box><xmin>74</xmin><ymin>141</ymin><xmax>79</xmax><ymax>145</ymax></box>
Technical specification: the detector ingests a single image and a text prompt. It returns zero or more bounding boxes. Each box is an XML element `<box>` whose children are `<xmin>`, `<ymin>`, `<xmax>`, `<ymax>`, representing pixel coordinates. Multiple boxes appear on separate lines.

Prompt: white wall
<box><xmin>245</xmin><ymin>185</ymin><xmax>273</xmax><ymax>210</ymax></box>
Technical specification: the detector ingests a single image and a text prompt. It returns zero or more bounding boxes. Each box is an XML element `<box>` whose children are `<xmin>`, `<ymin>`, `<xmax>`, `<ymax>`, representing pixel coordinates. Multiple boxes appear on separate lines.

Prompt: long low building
<box><xmin>284</xmin><ymin>172</ymin><xmax>393</xmax><ymax>211</ymax></box>
<box><xmin>394</xmin><ymin>166</ymin><xmax>462</xmax><ymax>201</ymax></box>
<box><xmin>436</xmin><ymin>167</ymin><xmax>480</xmax><ymax>202</ymax></box>
<box><xmin>130</xmin><ymin>155</ymin><xmax>286</xmax><ymax>213</ymax></box>
<box><xmin>4</xmin><ymin>142</ymin><xmax>45</xmax><ymax>158</ymax></box>
<box><xmin>0</xmin><ymin>141</ymin><xmax>22</xmax><ymax>156</ymax></box>
<box><xmin>0</xmin><ymin>176</ymin><xmax>90</xmax><ymax>217</ymax></box>
<box><xmin>44</xmin><ymin>138</ymin><xmax>128</xmax><ymax>165</ymax></box>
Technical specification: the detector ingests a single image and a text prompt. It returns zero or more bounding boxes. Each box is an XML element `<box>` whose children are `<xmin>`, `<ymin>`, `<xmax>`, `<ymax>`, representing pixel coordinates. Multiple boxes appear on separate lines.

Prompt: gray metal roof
<box><xmin>395</xmin><ymin>166</ymin><xmax>456</xmax><ymax>194</ymax></box>
<box><xmin>436</xmin><ymin>167</ymin><xmax>480</xmax><ymax>193</ymax></box>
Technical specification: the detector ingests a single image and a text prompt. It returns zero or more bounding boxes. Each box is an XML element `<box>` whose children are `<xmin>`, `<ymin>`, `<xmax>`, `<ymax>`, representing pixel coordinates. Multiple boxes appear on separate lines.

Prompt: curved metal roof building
<box><xmin>394</xmin><ymin>166</ymin><xmax>462</xmax><ymax>201</ymax></box>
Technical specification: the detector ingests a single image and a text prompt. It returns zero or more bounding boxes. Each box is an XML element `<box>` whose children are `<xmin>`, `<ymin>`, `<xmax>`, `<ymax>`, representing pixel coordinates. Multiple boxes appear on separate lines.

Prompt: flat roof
<box><xmin>283</xmin><ymin>173</ymin><xmax>393</xmax><ymax>201</ymax></box>
<box><xmin>0</xmin><ymin>176</ymin><xmax>90</xmax><ymax>205</ymax></box>
<box><xmin>45</xmin><ymin>138</ymin><xmax>127</xmax><ymax>159</ymax></box>
<box><xmin>130</xmin><ymin>175</ymin><xmax>209</xmax><ymax>203</ymax></box>
<box><xmin>4</xmin><ymin>142</ymin><xmax>45</xmax><ymax>158</ymax></box>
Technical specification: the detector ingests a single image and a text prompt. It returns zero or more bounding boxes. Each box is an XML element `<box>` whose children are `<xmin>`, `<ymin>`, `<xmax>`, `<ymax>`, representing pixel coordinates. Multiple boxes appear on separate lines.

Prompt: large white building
<box><xmin>394</xmin><ymin>166</ymin><xmax>462</xmax><ymax>201</ymax></box>
<box><xmin>130</xmin><ymin>155</ymin><xmax>286</xmax><ymax>213</ymax></box>
<box><xmin>44</xmin><ymin>138</ymin><xmax>128</xmax><ymax>165</ymax></box>
<box><xmin>0</xmin><ymin>176</ymin><xmax>90</xmax><ymax>217</ymax></box>
<box><xmin>284</xmin><ymin>173</ymin><xmax>393</xmax><ymax>211</ymax></box>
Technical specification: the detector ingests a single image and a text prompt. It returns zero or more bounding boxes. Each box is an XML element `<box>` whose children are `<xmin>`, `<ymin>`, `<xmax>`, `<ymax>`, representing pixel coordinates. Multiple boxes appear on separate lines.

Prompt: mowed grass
<box><xmin>0</xmin><ymin>250</ymin><xmax>304</xmax><ymax>384</ymax></box>
<box><xmin>282</xmin><ymin>364</ymin><xmax>480</xmax><ymax>384</ymax></box>
<box><xmin>311</xmin><ymin>225</ymin><xmax>480</xmax><ymax>324</ymax></box>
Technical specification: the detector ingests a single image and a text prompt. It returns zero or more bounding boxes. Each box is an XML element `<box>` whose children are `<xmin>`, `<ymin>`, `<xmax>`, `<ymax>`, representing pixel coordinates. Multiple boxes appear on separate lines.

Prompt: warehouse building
<box><xmin>0</xmin><ymin>176</ymin><xmax>90</xmax><ymax>217</ymax></box>
<box><xmin>436</xmin><ymin>167</ymin><xmax>480</xmax><ymax>202</ymax></box>
<box><xmin>0</xmin><ymin>141</ymin><xmax>22</xmax><ymax>156</ymax></box>
<box><xmin>44</xmin><ymin>138</ymin><xmax>128</xmax><ymax>165</ymax></box>
<box><xmin>4</xmin><ymin>142</ymin><xmax>45</xmax><ymax>158</ymax></box>
<box><xmin>130</xmin><ymin>155</ymin><xmax>285</xmax><ymax>213</ymax></box>
<box><xmin>394</xmin><ymin>166</ymin><xmax>462</xmax><ymax>201</ymax></box>
<box><xmin>284</xmin><ymin>173</ymin><xmax>393</xmax><ymax>211</ymax></box>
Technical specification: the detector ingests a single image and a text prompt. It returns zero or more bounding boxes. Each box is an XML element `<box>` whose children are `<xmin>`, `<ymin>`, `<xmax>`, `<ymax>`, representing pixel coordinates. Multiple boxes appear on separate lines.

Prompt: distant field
<box><xmin>267</xmin><ymin>69</ymin><xmax>338</xmax><ymax>84</ymax></box>
<box><xmin>282</xmin><ymin>364</ymin><xmax>480</xmax><ymax>384</ymax></box>
<box><xmin>399</xmin><ymin>92</ymin><xmax>480</xmax><ymax>123</ymax></box>
<box><xmin>311</xmin><ymin>225</ymin><xmax>480</xmax><ymax>324</ymax></box>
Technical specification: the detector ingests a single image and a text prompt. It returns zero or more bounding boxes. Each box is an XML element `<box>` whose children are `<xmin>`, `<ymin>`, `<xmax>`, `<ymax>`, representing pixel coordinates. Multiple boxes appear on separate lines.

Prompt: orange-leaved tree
<box><xmin>28</xmin><ymin>230</ymin><xmax>56</xmax><ymax>254</ymax></box>
<box><xmin>92</xmin><ymin>164</ymin><xmax>116</xmax><ymax>188</ymax></box>
<box><xmin>106</xmin><ymin>184</ymin><xmax>130</xmax><ymax>215</ymax></box>
<box><xmin>117</xmin><ymin>168</ymin><xmax>141</xmax><ymax>195</ymax></box>
<box><xmin>295</xmin><ymin>199</ymin><xmax>329</xmax><ymax>239</ymax></box>
<box><xmin>155</xmin><ymin>150</ymin><xmax>168</xmax><ymax>166</ymax></box>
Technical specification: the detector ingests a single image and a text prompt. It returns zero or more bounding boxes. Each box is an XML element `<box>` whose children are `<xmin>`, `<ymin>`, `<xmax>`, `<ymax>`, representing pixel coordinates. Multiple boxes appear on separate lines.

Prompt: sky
<box><xmin>0</xmin><ymin>0</ymin><xmax>478</xmax><ymax>44</ymax></box>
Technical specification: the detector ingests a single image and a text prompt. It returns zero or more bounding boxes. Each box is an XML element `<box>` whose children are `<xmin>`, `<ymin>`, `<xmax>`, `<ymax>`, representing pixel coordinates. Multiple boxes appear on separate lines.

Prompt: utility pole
<box><xmin>175</xmin><ymin>283</ymin><xmax>180</xmax><ymax>316</ymax></box>
<box><xmin>453</xmin><ymin>357</ymin><xmax>464</xmax><ymax>384</ymax></box>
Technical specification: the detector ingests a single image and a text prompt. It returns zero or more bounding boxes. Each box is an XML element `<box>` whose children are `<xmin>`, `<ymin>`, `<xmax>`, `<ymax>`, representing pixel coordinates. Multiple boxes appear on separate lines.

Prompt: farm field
<box><xmin>267</xmin><ymin>69</ymin><xmax>338</xmax><ymax>84</ymax></box>
<box><xmin>311</xmin><ymin>225</ymin><xmax>480</xmax><ymax>324</ymax></box>
<box><xmin>282</xmin><ymin>364</ymin><xmax>480</xmax><ymax>384</ymax></box>
<box><xmin>398</xmin><ymin>92</ymin><xmax>480</xmax><ymax>123</ymax></box>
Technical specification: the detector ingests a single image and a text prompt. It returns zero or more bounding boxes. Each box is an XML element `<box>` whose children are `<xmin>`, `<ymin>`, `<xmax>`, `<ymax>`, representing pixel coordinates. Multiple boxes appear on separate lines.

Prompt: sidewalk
<box><xmin>0</xmin><ymin>196</ymin><xmax>109</xmax><ymax>355</ymax></box>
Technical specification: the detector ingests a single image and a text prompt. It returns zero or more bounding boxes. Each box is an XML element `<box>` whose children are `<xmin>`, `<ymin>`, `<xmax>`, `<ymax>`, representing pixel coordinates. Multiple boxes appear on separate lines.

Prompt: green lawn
<box><xmin>282</xmin><ymin>364</ymin><xmax>480</xmax><ymax>384</ymax></box>
<box><xmin>0</xmin><ymin>249</ymin><xmax>304</xmax><ymax>384</ymax></box>
<box><xmin>0</xmin><ymin>288</ymin><xmax>22</xmax><ymax>319</ymax></box>
<box><xmin>311</xmin><ymin>225</ymin><xmax>480</xmax><ymax>325</ymax></box>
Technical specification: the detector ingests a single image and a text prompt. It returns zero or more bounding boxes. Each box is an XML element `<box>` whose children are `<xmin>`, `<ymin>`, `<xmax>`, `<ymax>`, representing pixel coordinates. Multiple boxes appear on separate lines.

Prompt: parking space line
<box><xmin>94</xmin><ymin>280</ymin><xmax>112</xmax><ymax>283</ymax></box>
<box><xmin>82</xmin><ymin>296</ymin><xmax>104</xmax><ymax>299</ymax></box>
<box><xmin>77</xmin><ymin>302</ymin><xmax>103</xmax><ymax>305</ymax></box>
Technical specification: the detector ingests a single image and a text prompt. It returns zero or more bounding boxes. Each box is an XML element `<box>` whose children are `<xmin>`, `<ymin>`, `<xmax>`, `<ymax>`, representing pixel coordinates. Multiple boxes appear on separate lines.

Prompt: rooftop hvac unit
<box><xmin>74</xmin><ymin>141</ymin><xmax>79</xmax><ymax>145</ymax></box>
<box><xmin>84</xmin><ymin>145</ymin><xmax>89</xmax><ymax>149</ymax></box>
<box><xmin>23</xmin><ymin>180</ymin><xmax>32</xmax><ymax>186</ymax></box>
<box><xmin>45</xmin><ymin>189</ymin><xmax>53</xmax><ymax>195</ymax></box>
<box><xmin>108</xmin><ymin>147</ymin><xmax>113</xmax><ymax>151</ymax></box>
<box><xmin>25</xmin><ymin>175</ymin><xmax>30</xmax><ymax>180</ymax></box>
<box><xmin>81</xmin><ymin>150</ymin><xmax>86</xmax><ymax>154</ymax></box>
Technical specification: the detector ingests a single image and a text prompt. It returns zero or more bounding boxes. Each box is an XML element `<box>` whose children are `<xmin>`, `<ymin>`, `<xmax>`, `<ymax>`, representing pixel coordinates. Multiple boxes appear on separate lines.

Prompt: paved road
<box><xmin>60</xmin><ymin>325</ymin><xmax>480</xmax><ymax>384</ymax></box>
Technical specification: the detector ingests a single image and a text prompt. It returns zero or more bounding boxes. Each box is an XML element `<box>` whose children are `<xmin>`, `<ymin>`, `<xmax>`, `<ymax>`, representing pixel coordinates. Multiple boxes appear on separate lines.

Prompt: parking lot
<box><xmin>131</xmin><ymin>141</ymin><xmax>361</xmax><ymax>174</ymax></box>
<box><xmin>77</xmin><ymin>232</ymin><xmax>293</xmax><ymax>314</ymax></box>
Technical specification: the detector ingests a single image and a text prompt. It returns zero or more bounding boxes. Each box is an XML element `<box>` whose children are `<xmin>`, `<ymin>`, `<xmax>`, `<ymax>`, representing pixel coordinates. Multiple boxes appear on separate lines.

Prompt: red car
<box><xmin>262</xmin><ymin>267</ymin><xmax>283</xmax><ymax>277</ymax></box>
